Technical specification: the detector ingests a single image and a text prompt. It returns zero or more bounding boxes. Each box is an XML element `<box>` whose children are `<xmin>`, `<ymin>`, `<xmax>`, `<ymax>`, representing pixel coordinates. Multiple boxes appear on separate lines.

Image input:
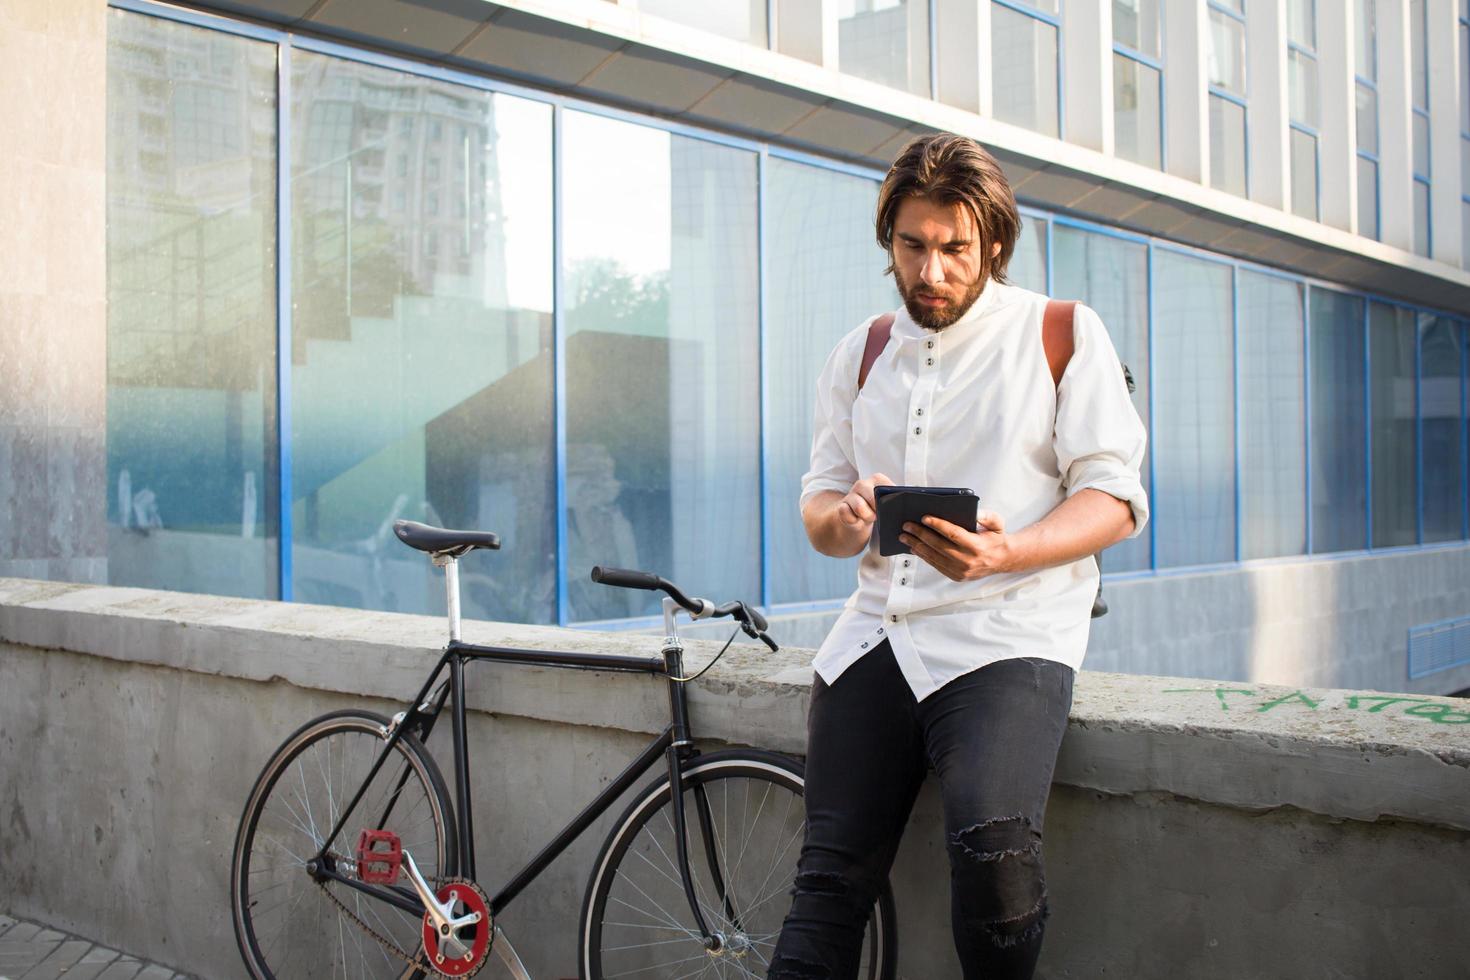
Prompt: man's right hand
<box><xmin>804</xmin><ymin>473</ymin><xmax>894</xmax><ymax>557</ymax></box>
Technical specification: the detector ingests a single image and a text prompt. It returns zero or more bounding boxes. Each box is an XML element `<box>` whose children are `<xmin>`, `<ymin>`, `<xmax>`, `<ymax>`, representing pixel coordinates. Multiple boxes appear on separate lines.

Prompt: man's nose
<box><xmin>920</xmin><ymin>250</ymin><xmax>944</xmax><ymax>286</ymax></box>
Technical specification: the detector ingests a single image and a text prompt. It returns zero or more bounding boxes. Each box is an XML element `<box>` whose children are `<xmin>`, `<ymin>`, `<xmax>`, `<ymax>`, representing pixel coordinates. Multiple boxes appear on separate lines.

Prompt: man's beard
<box><xmin>894</xmin><ymin>265</ymin><xmax>987</xmax><ymax>331</ymax></box>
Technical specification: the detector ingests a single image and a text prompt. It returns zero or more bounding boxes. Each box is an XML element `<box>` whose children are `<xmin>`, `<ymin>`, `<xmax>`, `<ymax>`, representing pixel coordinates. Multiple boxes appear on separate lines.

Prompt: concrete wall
<box><xmin>2</xmin><ymin>578</ymin><xmax>1467</xmax><ymax>979</ymax></box>
<box><xmin>746</xmin><ymin>545</ymin><xmax>1470</xmax><ymax>697</ymax></box>
<box><xmin>0</xmin><ymin>0</ymin><xmax>109</xmax><ymax>586</ymax></box>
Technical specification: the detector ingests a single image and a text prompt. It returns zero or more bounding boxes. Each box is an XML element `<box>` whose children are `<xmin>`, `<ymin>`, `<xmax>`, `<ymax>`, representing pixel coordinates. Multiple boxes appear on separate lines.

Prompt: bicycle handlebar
<box><xmin>590</xmin><ymin>566</ymin><xmax>776</xmax><ymax>650</ymax></box>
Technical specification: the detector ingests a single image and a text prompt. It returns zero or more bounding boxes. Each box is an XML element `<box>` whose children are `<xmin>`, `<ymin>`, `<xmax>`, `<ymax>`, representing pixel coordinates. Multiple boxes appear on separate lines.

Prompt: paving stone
<box><xmin>91</xmin><ymin>956</ymin><xmax>143</xmax><ymax>980</ymax></box>
<box><xmin>18</xmin><ymin>939</ymin><xmax>91</xmax><ymax>980</ymax></box>
<box><xmin>52</xmin><ymin>946</ymin><xmax>122</xmax><ymax>980</ymax></box>
<box><xmin>132</xmin><ymin>967</ymin><xmax>174</xmax><ymax>980</ymax></box>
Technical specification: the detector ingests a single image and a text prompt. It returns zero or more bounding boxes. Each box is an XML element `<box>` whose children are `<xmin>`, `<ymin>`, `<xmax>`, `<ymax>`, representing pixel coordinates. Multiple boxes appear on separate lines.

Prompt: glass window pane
<box><xmin>1288</xmin><ymin>0</ymin><xmax>1317</xmax><ymax>48</ymax></box>
<box><xmin>1009</xmin><ymin>215</ymin><xmax>1048</xmax><ymax>292</ymax></box>
<box><xmin>1309</xmin><ymin>288</ymin><xmax>1368</xmax><ymax>553</ymax></box>
<box><xmin>992</xmin><ymin>3</ymin><xmax>1060</xmax><ymax>137</ymax></box>
<box><xmin>1356</xmin><ymin>0</ymin><xmax>1377</xmax><ymax>80</ymax></box>
<box><xmin>1153</xmin><ymin>252</ymin><xmax>1235</xmax><ymax>568</ymax></box>
<box><xmin>1291</xmin><ymin>128</ymin><xmax>1320</xmax><ymax>220</ymax></box>
<box><xmin>1413</xmin><ymin>112</ymin><xmax>1429</xmax><ymax>178</ymax></box>
<box><xmin>837</xmin><ymin>0</ymin><xmax>931</xmax><ymax>96</ymax></box>
<box><xmin>1414</xmin><ymin>180</ymin><xmax>1431</xmax><ymax>257</ymax></box>
<box><xmin>106</xmin><ymin>11</ymin><xmax>279</xmax><ymax>599</ymax></box>
<box><xmin>1355</xmin><ymin>84</ymin><xmax>1378</xmax><ymax>153</ymax></box>
<box><xmin>1289</xmin><ymin>49</ymin><xmax>1319</xmax><ymax>128</ymax></box>
<box><xmin>1210</xmin><ymin>95</ymin><xmax>1248</xmax><ymax>196</ymax></box>
<box><xmin>640</xmin><ymin>0</ymin><xmax>768</xmax><ymax>46</ymax></box>
<box><xmin>1369</xmin><ymin>303</ymin><xmax>1418</xmax><ymax>548</ymax></box>
<box><xmin>1113</xmin><ymin>0</ymin><xmax>1161</xmax><ymax>59</ymax></box>
<box><xmin>1462</xmin><ymin>24</ymin><xmax>1470</xmax><ymax>132</ymax></box>
<box><xmin>1239</xmin><ymin>273</ymin><xmax>1306</xmax><ymax>559</ymax></box>
<box><xmin>766</xmin><ymin>159</ymin><xmax>895</xmax><ymax>605</ymax></box>
<box><xmin>1358</xmin><ymin>156</ymin><xmax>1379</xmax><ymax>239</ymax></box>
<box><xmin>562</xmin><ymin>112</ymin><xmax>759</xmax><ymax>621</ymax></box>
<box><xmin>1052</xmin><ymin>227</ymin><xmax>1152</xmax><ymax>572</ymax></box>
<box><xmin>1419</xmin><ymin>315</ymin><xmax>1465</xmax><ymax>542</ymax></box>
<box><xmin>1463</xmin><ymin>138</ymin><xmax>1470</xmax><ymax>201</ymax></box>
<box><xmin>1463</xmin><ymin>201</ymin><xmax>1470</xmax><ymax>272</ymax></box>
<box><xmin>1411</xmin><ymin>0</ymin><xmax>1428</xmax><ymax>108</ymax></box>
<box><xmin>289</xmin><ymin>53</ymin><xmax>555</xmax><ymax>623</ymax></box>
<box><xmin>1208</xmin><ymin>8</ymin><xmax>1247</xmax><ymax>96</ymax></box>
<box><xmin>1114</xmin><ymin>55</ymin><xmax>1163</xmax><ymax>169</ymax></box>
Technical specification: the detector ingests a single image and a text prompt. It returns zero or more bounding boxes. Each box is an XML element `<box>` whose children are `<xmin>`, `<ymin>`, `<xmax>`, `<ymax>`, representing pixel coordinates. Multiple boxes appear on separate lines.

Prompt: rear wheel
<box><xmin>231</xmin><ymin>710</ymin><xmax>457</xmax><ymax>980</ymax></box>
<box><xmin>580</xmin><ymin>749</ymin><xmax>897</xmax><ymax>979</ymax></box>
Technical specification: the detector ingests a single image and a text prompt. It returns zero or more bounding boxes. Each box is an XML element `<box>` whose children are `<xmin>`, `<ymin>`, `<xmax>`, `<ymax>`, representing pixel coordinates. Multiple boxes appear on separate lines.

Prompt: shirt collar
<box><xmin>890</xmin><ymin>278</ymin><xmax>1013</xmax><ymax>341</ymax></box>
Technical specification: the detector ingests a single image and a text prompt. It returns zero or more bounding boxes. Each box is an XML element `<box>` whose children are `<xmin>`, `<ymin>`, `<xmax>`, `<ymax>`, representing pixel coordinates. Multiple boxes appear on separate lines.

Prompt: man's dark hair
<box><xmin>875</xmin><ymin>133</ymin><xmax>1022</xmax><ymax>283</ymax></box>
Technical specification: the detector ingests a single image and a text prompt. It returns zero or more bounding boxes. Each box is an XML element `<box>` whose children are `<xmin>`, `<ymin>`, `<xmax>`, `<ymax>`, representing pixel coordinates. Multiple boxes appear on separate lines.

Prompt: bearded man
<box><xmin>769</xmin><ymin>133</ymin><xmax>1149</xmax><ymax>980</ymax></box>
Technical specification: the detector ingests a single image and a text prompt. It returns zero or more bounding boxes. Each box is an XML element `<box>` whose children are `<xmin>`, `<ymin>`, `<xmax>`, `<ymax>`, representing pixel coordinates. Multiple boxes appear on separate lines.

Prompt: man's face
<box><xmin>890</xmin><ymin>195</ymin><xmax>995</xmax><ymax>331</ymax></box>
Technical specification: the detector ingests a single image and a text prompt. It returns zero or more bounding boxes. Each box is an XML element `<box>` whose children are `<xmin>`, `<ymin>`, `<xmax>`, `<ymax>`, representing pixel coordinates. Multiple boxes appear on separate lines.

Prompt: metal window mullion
<box><xmin>757</xmin><ymin>148</ymin><xmax>772</xmax><ymax>611</ymax></box>
<box><xmin>1364</xmin><ymin>300</ymin><xmax>1374</xmax><ymax>549</ymax></box>
<box><xmin>276</xmin><ymin>41</ymin><xmax>293</xmax><ymax>602</ymax></box>
<box><xmin>1232</xmin><ymin>264</ymin><xmax>1242</xmax><ymax>562</ymax></box>
<box><xmin>552</xmin><ymin>104</ymin><xmax>569</xmax><ymax>627</ymax></box>
<box><xmin>1416</xmin><ymin>315</ymin><xmax>1424</xmax><ymax>544</ymax></box>
<box><xmin>1304</xmin><ymin>284</ymin><xmax>1313</xmax><ymax>555</ymax></box>
<box><xmin>1146</xmin><ymin>242</ymin><xmax>1157</xmax><ymax>570</ymax></box>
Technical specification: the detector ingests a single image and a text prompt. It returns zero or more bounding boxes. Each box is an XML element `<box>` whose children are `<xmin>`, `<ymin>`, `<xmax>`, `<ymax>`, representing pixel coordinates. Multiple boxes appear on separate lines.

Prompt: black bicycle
<box><xmin>229</xmin><ymin>519</ymin><xmax>897</xmax><ymax>979</ymax></box>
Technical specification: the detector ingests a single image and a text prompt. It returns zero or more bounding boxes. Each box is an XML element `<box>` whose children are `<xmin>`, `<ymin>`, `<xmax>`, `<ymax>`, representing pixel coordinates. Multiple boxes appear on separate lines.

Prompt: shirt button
<box><xmin>900</xmin><ymin>577</ymin><xmax>908</xmax><ymax>585</ymax></box>
<box><xmin>913</xmin><ymin>426</ymin><xmax>922</xmax><ymax>435</ymax></box>
<box><xmin>860</xmin><ymin>641</ymin><xmax>869</xmax><ymax>649</ymax></box>
<box><xmin>926</xmin><ymin>340</ymin><xmax>935</xmax><ymax>349</ymax></box>
<box><xmin>903</xmin><ymin>559</ymin><xmax>911</xmax><ymax>568</ymax></box>
<box><xmin>926</xmin><ymin>357</ymin><xmax>935</xmax><ymax>366</ymax></box>
<box><xmin>890</xmin><ymin>615</ymin><xmax>899</xmax><ymax>623</ymax></box>
<box><xmin>877</xmin><ymin>627</ymin><xmax>885</xmax><ymax>635</ymax></box>
<box><xmin>915</xmin><ymin>407</ymin><xmax>923</xmax><ymax>416</ymax></box>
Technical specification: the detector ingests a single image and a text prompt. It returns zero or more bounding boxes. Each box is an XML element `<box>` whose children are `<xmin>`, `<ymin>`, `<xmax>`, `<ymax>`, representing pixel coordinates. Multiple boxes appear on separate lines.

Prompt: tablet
<box><xmin>873</xmin><ymin>485</ymin><xmax>979</xmax><ymax>557</ymax></box>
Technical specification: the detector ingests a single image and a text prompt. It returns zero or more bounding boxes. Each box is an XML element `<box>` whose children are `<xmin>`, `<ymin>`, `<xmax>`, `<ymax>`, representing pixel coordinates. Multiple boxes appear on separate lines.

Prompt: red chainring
<box><xmin>421</xmin><ymin>880</ymin><xmax>492</xmax><ymax>977</ymax></box>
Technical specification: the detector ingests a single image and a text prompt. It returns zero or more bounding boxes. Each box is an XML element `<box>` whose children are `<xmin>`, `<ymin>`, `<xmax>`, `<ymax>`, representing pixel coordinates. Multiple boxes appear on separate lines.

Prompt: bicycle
<box><xmin>230</xmin><ymin>519</ymin><xmax>898</xmax><ymax>979</ymax></box>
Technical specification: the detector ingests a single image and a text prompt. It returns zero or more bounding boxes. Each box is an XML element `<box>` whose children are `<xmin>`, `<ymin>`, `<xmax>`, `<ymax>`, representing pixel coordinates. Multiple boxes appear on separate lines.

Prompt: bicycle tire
<box><xmin>231</xmin><ymin>709</ymin><xmax>458</xmax><ymax>980</ymax></box>
<box><xmin>579</xmin><ymin>749</ymin><xmax>897</xmax><ymax>980</ymax></box>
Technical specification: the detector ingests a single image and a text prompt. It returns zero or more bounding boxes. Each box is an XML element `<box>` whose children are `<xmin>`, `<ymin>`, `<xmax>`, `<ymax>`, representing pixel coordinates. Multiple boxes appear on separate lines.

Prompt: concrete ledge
<box><xmin>3</xmin><ymin>577</ymin><xmax>1469</xmax><ymax>979</ymax></box>
<box><xmin>3</xmin><ymin>577</ymin><xmax>1466</xmax><ymax>832</ymax></box>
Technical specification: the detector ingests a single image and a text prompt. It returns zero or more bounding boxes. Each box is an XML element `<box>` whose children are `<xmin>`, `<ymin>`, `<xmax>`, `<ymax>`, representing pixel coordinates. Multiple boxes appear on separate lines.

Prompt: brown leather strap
<box><xmin>1042</xmin><ymin>299</ymin><xmax>1077</xmax><ymax>389</ymax></box>
<box><xmin>857</xmin><ymin>312</ymin><xmax>896</xmax><ymax>390</ymax></box>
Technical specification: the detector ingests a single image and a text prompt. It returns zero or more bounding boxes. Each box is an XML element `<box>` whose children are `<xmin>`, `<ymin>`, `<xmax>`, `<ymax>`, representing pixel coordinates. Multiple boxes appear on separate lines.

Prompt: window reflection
<box><xmin>766</xmin><ymin>158</ymin><xmax>896</xmax><ymax>605</ymax></box>
<box><xmin>1419</xmin><ymin>317</ymin><xmax>1465</xmax><ymax>542</ymax></box>
<box><xmin>1153</xmin><ymin>252</ymin><xmax>1236</xmax><ymax>567</ymax></box>
<box><xmin>290</xmin><ymin>52</ymin><xmax>555</xmax><ymax>623</ymax></box>
<box><xmin>1310</xmin><ymin>288</ymin><xmax>1368</xmax><ymax>553</ymax></box>
<box><xmin>106</xmin><ymin>11</ymin><xmax>280</xmax><ymax>599</ymax></box>
<box><xmin>562</xmin><ymin>112</ymin><xmax>760</xmax><ymax>621</ymax></box>
<box><xmin>1369</xmin><ymin>303</ymin><xmax>1417</xmax><ymax>548</ymax></box>
<box><xmin>1239</xmin><ymin>274</ymin><xmax>1307</xmax><ymax>559</ymax></box>
<box><xmin>837</xmin><ymin>0</ymin><xmax>931</xmax><ymax>95</ymax></box>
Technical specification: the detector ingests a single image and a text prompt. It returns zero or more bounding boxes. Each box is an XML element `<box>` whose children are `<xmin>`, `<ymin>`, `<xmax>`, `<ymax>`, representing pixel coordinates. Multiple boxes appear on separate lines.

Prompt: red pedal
<box><xmin>356</xmin><ymin>829</ymin><xmax>403</xmax><ymax>885</ymax></box>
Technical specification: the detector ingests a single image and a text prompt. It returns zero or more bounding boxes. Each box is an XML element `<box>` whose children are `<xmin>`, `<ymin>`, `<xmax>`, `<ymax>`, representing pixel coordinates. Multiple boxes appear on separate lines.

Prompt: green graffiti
<box><xmin>1162</xmin><ymin>687</ymin><xmax>1257</xmax><ymax>711</ymax></box>
<box><xmin>1255</xmin><ymin>690</ymin><xmax>1321</xmax><ymax>713</ymax></box>
<box><xmin>1344</xmin><ymin>695</ymin><xmax>1431</xmax><ymax>713</ymax></box>
<box><xmin>1402</xmin><ymin>703</ymin><xmax>1470</xmax><ymax>724</ymax></box>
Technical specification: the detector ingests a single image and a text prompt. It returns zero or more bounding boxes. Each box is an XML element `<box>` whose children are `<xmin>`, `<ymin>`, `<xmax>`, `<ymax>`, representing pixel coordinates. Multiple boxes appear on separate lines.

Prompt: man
<box><xmin>768</xmin><ymin>134</ymin><xmax>1148</xmax><ymax>979</ymax></box>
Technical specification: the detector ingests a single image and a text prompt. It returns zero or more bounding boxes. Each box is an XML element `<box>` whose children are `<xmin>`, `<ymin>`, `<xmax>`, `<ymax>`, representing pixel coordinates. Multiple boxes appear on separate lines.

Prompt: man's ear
<box><xmin>991</xmin><ymin>241</ymin><xmax>1001</xmax><ymax>258</ymax></box>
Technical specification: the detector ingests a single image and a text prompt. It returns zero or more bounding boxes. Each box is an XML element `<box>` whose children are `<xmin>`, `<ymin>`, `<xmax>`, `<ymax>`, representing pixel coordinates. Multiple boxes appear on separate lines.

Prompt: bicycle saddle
<box><xmin>392</xmin><ymin>519</ymin><xmax>500</xmax><ymax>557</ymax></box>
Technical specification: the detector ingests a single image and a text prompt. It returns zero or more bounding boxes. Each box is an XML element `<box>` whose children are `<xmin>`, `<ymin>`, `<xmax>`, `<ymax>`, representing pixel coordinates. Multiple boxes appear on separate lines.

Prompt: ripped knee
<box><xmin>948</xmin><ymin>815</ymin><xmax>1049</xmax><ymax>949</ymax></box>
<box><xmin>790</xmin><ymin>869</ymin><xmax>872</xmax><ymax>915</ymax></box>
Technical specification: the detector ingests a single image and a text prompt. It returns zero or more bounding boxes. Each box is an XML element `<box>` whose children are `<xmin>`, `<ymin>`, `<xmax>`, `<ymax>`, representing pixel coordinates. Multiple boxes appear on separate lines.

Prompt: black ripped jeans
<box><xmin>769</xmin><ymin>643</ymin><xmax>1074</xmax><ymax>980</ymax></box>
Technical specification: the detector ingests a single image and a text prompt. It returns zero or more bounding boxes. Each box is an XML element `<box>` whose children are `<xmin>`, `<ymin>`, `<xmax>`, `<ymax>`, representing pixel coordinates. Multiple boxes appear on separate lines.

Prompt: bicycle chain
<box><xmin>313</xmin><ymin>852</ymin><xmax>487</xmax><ymax>978</ymax></box>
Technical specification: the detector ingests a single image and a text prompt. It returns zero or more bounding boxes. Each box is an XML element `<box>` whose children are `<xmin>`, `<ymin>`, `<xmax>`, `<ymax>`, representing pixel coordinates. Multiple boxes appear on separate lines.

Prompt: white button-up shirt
<box><xmin>799</xmin><ymin>279</ymin><xmax>1149</xmax><ymax>700</ymax></box>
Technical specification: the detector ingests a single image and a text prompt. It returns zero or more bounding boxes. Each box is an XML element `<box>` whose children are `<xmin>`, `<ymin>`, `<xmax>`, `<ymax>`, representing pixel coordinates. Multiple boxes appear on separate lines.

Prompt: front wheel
<box><xmin>580</xmin><ymin>749</ymin><xmax>897</xmax><ymax>979</ymax></box>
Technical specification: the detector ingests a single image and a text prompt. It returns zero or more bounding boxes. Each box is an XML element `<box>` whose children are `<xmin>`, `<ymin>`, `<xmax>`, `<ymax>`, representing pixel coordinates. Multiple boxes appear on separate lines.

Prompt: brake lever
<box><xmin>740</xmin><ymin>620</ymin><xmax>780</xmax><ymax>652</ymax></box>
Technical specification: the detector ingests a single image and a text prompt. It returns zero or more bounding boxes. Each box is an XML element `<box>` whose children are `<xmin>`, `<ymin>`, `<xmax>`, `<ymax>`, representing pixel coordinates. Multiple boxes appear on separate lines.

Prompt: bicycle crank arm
<box><xmin>403</xmin><ymin>852</ymin><xmax>482</xmax><ymax>937</ymax></box>
<box><xmin>492</xmin><ymin>927</ymin><xmax>532</xmax><ymax>980</ymax></box>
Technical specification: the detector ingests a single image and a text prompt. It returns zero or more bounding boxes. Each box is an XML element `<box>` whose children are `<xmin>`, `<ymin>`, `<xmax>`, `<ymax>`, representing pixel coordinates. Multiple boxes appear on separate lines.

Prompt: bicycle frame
<box><xmin>307</xmin><ymin>555</ymin><xmax>728</xmax><ymax>945</ymax></box>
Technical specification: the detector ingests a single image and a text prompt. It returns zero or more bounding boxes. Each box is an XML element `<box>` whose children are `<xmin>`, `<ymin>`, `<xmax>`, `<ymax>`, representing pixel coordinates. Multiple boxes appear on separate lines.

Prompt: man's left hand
<box><xmin>899</xmin><ymin>511</ymin><xmax>1012</xmax><ymax>581</ymax></box>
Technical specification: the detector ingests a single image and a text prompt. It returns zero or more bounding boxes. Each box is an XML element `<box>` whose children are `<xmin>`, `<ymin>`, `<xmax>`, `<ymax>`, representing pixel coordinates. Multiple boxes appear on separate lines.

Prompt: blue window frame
<box><xmin>1287</xmin><ymin>0</ymin><xmax>1321</xmax><ymax>220</ymax></box>
<box><xmin>1410</xmin><ymin>0</ymin><xmax>1431</xmax><ymax>257</ymax></box>
<box><xmin>1356</xmin><ymin>0</ymin><xmax>1381</xmax><ymax>240</ymax></box>
<box><xmin>1459</xmin><ymin>4</ymin><xmax>1470</xmax><ymax>269</ymax></box>
<box><xmin>1112</xmin><ymin>0</ymin><xmax>1165</xmax><ymax>170</ymax></box>
<box><xmin>991</xmin><ymin>0</ymin><xmax>1064</xmax><ymax>139</ymax></box>
<box><xmin>108</xmin><ymin>0</ymin><xmax>1470</xmax><ymax>631</ymax></box>
<box><xmin>1206</xmin><ymin>0</ymin><xmax>1249</xmax><ymax>196</ymax></box>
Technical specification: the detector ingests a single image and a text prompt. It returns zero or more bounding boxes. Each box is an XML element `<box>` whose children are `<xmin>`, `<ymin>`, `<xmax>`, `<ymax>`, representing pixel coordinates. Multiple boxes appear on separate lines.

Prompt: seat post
<box><xmin>433</xmin><ymin>553</ymin><xmax>462</xmax><ymax>642</ymax></box>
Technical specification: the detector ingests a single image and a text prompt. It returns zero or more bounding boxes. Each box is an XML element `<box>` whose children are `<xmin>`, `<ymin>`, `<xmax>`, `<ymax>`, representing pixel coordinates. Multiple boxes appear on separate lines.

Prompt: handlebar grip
<box><xmin>745</xmin><ymin>605</ymin><xmax>769</xmax><ymax>633</ymax></box>
<box><xmin>590</xmin><ymin>566</ymin><xmax>662</xmax><ymax>591</ymax></box>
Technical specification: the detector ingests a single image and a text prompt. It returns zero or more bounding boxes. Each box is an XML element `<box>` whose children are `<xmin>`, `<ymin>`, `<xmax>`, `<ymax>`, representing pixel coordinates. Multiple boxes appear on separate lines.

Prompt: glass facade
<box><xmin>289</xmin><ymin>52</ymin><xmax>556</xmax><ymax>623</ymax></box>
<box><xmin>1287</xmin><ymin>4</ymin><xmax>1319</xmax><ymax>222</ymax></box>
<box><xmin>106</xmin><ymin>12</ymin><xmax>280</xmax><ymax>599</ymax></box>
<box><xmin>1112</xmin><ymin>0</ymin><xmax>1163</xmax><ymax>170</ymax></box>
<box><xmin>101</xmin><ymin>5</ymin><xmax>1470</xmax><ymax>629</ymax></box>
<box><xmin>1239</xmin><ymin>273</ymin><xmax>1307</xmax><ymax>559</ymax></box>
<box><xmin>992</xmin><ymin>1</ymin><xmax>1060</xmax><ymax>138</ymax></box>
<box><xmin>640</xmin><ymin>0</ymin><xmax>768</xmax><ymax>47</ymax></box>
<box><xmin>1356</xmin><ymin>0</ymin><xmax>1381</xmax><ymax>241</ymax></box>
<box><xmin>1153</xmin><ymin>251</ymin><xmax>1236</xmax><ymax>568</ymax></box>
<box><xmin>837</xmin><ymin>0</ymin><xmax>930</xmax><ymax>96</ymax></box>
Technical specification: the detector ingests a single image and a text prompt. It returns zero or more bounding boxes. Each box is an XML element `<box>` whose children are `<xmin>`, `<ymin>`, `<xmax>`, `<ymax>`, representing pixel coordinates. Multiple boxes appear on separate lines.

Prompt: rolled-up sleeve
<box><xmin>1052</xmin><ymin>304</ymin><xmax>1150</xmax><ymax>538</ymax></box>
<box><xmin>799</xmin><ymin>331</ymin><xmax>863</xmax><ymax>512</ymax></box>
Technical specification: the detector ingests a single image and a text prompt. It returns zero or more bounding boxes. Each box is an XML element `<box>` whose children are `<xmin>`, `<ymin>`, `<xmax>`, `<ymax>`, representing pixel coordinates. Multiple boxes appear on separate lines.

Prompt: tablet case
<box><xmin>874</xmin><ymin>486</ymin><xmax>978</xmax><ymax>557</ymax></box>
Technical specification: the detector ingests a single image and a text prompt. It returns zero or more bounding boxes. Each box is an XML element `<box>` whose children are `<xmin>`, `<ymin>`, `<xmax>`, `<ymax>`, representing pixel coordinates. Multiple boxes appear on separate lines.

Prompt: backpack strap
<box><xmin>1042</xmin><ymin>299</ymin><xmax>1078</xmax><ymax>389</ymax></box>
<box><xmin>856</xmin><ymin>312</ymin><xmax>896</xmax><ymax>391</ymax></box>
